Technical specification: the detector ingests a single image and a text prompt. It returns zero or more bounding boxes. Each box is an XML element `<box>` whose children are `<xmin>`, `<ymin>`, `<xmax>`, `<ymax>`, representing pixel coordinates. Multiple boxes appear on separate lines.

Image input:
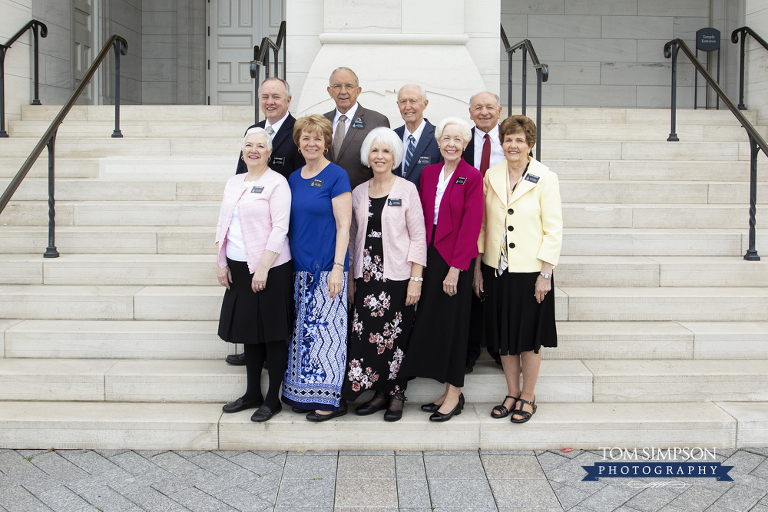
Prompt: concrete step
<box><xmin>0</xmin><ymin>137</ymin><xmax>241</xmax><ymax>158</ymax></box>
<box><xmin>0</xmin><ymin>157</ymin><xmax>100</xmax><ymax>179</ymax></box>
<box><xmin>562</xmin><ymin>228</ymin><xmax>746</xmax><ymax>256</ymax></box>
<box><xmin>561</xmin><ymin>181</ymin><xmax>768</xmax><ymax>205</ymax></box>
<box><xmin>7</xmin><ymin>120</ymin><xmax>250</xmax><ymax>139</ymax></box>
<box><xmin>538</xmin><ymin>106</ymin><xmax>758</xmax><ymax>126</ymax></box>
<box><xmin>548</xmin><ymin>159</ymin><xmax>762</xmax><ymax>182</ymax></box>
<box><xmin>19</xmin><ymin>104</ymin><xmax>254</xmax><ymax>122</ymax></box>
<box><xmin>0</xmin><ymin>400</ymin><xmax>747</xmax><ymax>450</ymax></box>
<box><xmin>0</xmin><ymin>285</ymin><xmax>142</xmax><ymax>320</ymax></box>
<box><xmin>559</xmin><ymin>287</ymin><xmax>768</xmax><ymax>321</ymax></box>
<box><xmin>563</xmin><ymin>204</ymin><xmax>768</xmax><ymax>229</ymax></box>
<box><xmin>0</xmin><ymin>178</ymin><xmax>224</xmax><ymax>202</ymax></box>
<box><xmin>0</xmin><ymin>226</ymin><xmax>174</xmax><ymax>254</ymax></box>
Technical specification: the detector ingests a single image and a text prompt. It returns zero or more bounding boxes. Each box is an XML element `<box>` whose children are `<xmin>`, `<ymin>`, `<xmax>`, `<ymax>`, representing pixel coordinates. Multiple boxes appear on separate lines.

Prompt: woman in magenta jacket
<box><xmin>399</xmin><ymin>117</ymin><xmax>483</xmax><ymax>422</ymax></box>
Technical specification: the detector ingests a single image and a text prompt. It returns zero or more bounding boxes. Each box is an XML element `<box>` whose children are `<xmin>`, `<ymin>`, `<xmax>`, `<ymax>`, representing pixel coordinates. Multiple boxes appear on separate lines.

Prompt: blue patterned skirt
<box><xmin>282</xmin><ymin>270</ymin><xmax>348</xmax><ymax>411</ymax></box>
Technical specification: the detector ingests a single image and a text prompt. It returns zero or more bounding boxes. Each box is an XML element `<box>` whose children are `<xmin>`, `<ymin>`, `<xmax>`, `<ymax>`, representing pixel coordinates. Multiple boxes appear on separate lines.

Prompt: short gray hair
<box><xmin>398</xmin><ymin>84</ymin><xmax>428</xmax><ymax>102</ymax></box>
<box><xmin>329</xmin><ymin>67</ymin><xmax>360</xmax><ymax>87</ymax></box>
<box><xmin>468</xmin><ymin>91</ymin><xmax>501</xmax><ymax>107</ymax></box>
<box><xmin>259</xmin><ymin>77</ymin><xmax>291</xmax><ymax>98</ymax></box>
<box><xmin>435</xmin><ymin>117</ymin><xmax>472</xmax><ymax>144</ymax></box>
<box><xmin>243</xmin><ymin>127</ymin><xmax>273</xmax><ymax>151</ymax></box>
<box><xmin>360</xmin><ymin>127</ymin><xmax>404</xmax><ymax>169</ymax></box>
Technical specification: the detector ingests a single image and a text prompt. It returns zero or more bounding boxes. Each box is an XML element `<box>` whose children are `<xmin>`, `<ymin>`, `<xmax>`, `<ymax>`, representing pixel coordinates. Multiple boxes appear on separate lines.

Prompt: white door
<box><xmin>73</xmin><ymin>0</ymin><xmax>97</xmax><ymax>104</ymax></box>
<box><xmin>208</xmin><ymin>0</ymin><xmax>284</xmax><ymax>105</ymax></box>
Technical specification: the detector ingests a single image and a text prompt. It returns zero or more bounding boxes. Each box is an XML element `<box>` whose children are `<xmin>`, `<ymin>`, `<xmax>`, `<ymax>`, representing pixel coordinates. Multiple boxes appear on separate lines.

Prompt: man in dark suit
<box><xmin>323</xmin><ymin>67</ymin><xmax>390</xmax><ymax>190</ymax></box>
<box><xmin>234</xmin><ymin>77</ymin><xmax>305</xmax><ymax>180</ymax></box>
<box><xmin>463</xmin><ymin>91</ymin><xmax>505</xmax><ymax>373</ymax></box>
<box><xmin>393</xmin><ymin>84</ymin><xmax>442</xmax><ymax>190</ymax></box>
<box><xmin>227</xmin><ymin>77</ymin><xmax>304</xmax><ymax>366</ymax></box>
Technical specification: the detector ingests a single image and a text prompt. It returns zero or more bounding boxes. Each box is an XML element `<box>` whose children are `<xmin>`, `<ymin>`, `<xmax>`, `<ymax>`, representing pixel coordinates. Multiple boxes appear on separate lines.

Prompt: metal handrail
<box><xmin>731</xmin><ymin>26</ymin><xmax>768</xmax><ymax>110</ymax></box>
<box><xmin>249</xmin><ymin>21</ymin><xmax>286</xmax><ymax>124</ymax></box>
<box><xmin>664</xmin><ymin>38</ymin><xmax>765</xmax><ymax>261</ymax></box>
<box><xmin>0</xmin><ymin>20</ymin><xmax>48</xmax><ymax>137</ymax></box>
<box><xmin>0</xmin><ymin>34</ymin><xmax>128</xmax><ymax>258</ymax></box>
<box><xmin>500</xmin><ymin>24</ymin><xmax>549</xmax><ymax>161</ymax></box>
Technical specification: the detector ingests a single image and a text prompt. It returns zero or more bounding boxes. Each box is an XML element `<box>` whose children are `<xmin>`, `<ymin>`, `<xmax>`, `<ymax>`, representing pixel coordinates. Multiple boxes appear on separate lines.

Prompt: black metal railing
<box><xmin>501</xmin><ymin>24</ymin><xmax>548</xmax><ymax>161</ymax></box>
<box><xmin>0</xmin><ymin>34</ymin><xmax>128</xmax><ymax>258</ymax></box>
<box><xmin>0</xmin><ymin>20</ymin><xmax>48</xmax><ymax>137</ymax></box>
<box><xmin>731</xmin><ymin>26</ymin><xmax>768</xmax><ymax>110</ymax></box>
<box><xmin>665</xmin><ymin>38</ymin><xmax>765</xmax><ymax>261</ymax></box>
<box><xmin>249</xmin><ymin>21</ymin><xmax>286</xmax><ymax>124</ymax></box>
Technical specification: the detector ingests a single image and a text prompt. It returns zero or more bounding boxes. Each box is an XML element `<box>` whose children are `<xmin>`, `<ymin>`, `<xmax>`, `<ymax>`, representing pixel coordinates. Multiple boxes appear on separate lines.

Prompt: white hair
<box><xmin>435</xmin><ymin>117</ymin><xmax>472</xmax><ymax>144</ymax></box>
<box><xmin>398</xmin><ymin>84</ymin><xmax>428</xmax><ymax>102</ymax></box>
<box><xmin>329</xmin><ymin>67</ymin><xmax>360</xmax><ymax>87</ymax></box>
<box><xmin>360</xmin><ymin>127</ymin><xmax>405</xmax><ymax>169</ymax></box>
<box><xmin>242</xmin><ymin>127</ymin><xmax>272</xmax><ymax>151</ymax></box>
<box><xmin>469</xmin><ymin>91</ymin><xmax>501</xmax><ymax>107</ymax></box>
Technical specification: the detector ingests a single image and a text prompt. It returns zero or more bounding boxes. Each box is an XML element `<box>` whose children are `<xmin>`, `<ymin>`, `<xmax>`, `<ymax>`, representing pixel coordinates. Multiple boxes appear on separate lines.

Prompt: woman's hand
<box><xmin>251</xmin><ymin>267</ymin><xmax>268</xmax><ymax>293</ymax></box>
<box><xmin>217</xmin><ymin>265</ymin><xmax>232</xmax><ymax>290</ymax></box>
<box><xmin>348</xmin><ymin>277</ymin><xmax>356</xmax><ymax>304</ymax></box>
<box><xmin>442</xmin><ymin>267</ymin><xmax>460</xmax><ymax>296</ymax></box>
<box><xmin>405</xmin><ymin>280</ymin><xmax>422</xmax><ymax>306</ymax></box>
<box><xmin>473</xmin><ymin>259</ymin><xmax>484</xmax><ymax>298</ymax></box>
<box><xmin>534</xmin><ymin>275</ymin><xmax>551</xmax><ymax>303</ymax></box>
<box><xmin>329</xmin><ymin>266</ymin><xmax>343</xmax><ymax>300</ymax></box>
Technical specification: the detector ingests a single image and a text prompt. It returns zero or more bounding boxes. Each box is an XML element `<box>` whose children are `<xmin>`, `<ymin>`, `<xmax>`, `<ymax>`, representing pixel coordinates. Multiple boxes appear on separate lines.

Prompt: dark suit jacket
<box><xmin>419</xmin><ymin>159</ymin><xmax>483</xmax><ymax>271</ymax></box>
<box><xmin>324</xmin><ymin>104</ymin><xmax>390</xmax><ymax>190</ymax></box>
<box><xmin>393</xmin><ymin>119</ymin><xmax>443</xmax><ymax>190</ymax></box>
<box><xmin>236</xmin><ymin>114</ymin><xmax>305</xmax><ymax>180</ymax></box>
<box><xmin>462</xmin><ymin>126</ymin><xmax>477</xmax><ymax>169</ymax></box>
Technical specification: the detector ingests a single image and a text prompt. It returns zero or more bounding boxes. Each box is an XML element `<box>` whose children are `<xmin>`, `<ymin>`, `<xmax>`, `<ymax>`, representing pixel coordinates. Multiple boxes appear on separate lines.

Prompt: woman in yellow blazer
<box><xmin>473</xmin><ymin>115</ymin><xmax>562</xmax><ymax>423</ymax></box>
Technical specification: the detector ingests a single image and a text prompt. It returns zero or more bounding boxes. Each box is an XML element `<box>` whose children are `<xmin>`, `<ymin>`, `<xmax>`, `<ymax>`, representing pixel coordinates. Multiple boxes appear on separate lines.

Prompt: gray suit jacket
<box><xmin>324</xmin><ymin>104</ymin><xmax>390</xmax><ymax>190</ymax></box>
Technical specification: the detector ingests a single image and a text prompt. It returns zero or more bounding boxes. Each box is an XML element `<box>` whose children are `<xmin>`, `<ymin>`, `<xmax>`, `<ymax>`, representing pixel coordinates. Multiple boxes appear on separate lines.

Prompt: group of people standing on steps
<box><xmin>214</xmin><ymin>67</ymin><xmax>563</xmax><ymax>426</ymax></box>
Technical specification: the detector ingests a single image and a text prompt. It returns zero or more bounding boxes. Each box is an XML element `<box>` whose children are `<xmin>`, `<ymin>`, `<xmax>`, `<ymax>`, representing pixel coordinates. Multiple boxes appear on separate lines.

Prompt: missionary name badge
<box><xmin>387</xmin><ymin>198</ymin><xmax>402</xmax><ymax>207</ymax></box>
<box><xmin>455</xmin><ymin>177</ymin><xmax>467</xmax><ymax>185</ymax></box>
<box><xmin>310</xmin><ymin>179</ymin><xmax>324</xmax><ymax>188</ymax></box>
<box><xmin>271</xmin><ymin>157</ymin><xmax>285</xmax><ymax>166</ymax></box>
<box><xmin>418</xmin><ymin>156</ymin><xmax>431</xmax><ymax>164</ymax></box>
<box><xmin>351</xmin><ymin>118</ymin><xmax>365</xmax><ymax>129</ymax></box>
<box><xmin>251</xmin><ymin>186</ymin><xmax>264</xmax><ymax>194</ymax></box>
<box><xmin>525</xmin><ymin>174</ymin><xmax>540</xmax><ymax>184</ymax></box>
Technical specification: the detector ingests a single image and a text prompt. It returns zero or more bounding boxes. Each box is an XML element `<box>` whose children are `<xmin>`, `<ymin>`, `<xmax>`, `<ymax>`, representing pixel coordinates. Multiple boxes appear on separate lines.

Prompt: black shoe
<box><xmin>225</xmin><ymin>353</ymin><xmax>246</xmax><ymax>366</ymax></box>
<box><xmin>465</xmin><ymin>361</ymin><xmax>475</xmax><ymax>374</ymax></box>
<box><xmin>355</xmin><ymin>391</ymin><xmax>389</xmax><ymax>416</ymax></box>
<box><xmin>384</xmin><ymin>392</ymin><xmax>406</xmax><ymax>422</ymax></box>
<box><xmin>420</xmin><ymin>402</ymin><xmax>441</xmax><ymax>413</ymax></box>
<box><xmin>251</xmin><ymin>403</ymin><xmax>282</xmax><ymax>422</ymax></box>
<box><xmin>429</xmin><ymin>394</ymin><xmax>464</xmax><ymax>422</ymax></box>
<box><xmin>291</xmin><ymin>406</ymin><xmax>306</xmax><ymax>413</ymax></box>
<box><xmin>306</xmin><ymin>401</ymin><xmax>348</xmax><ymax>422</ymax></box>
<box><xmin>222</xmin><ymin>396</ymin><xmax>263</xmax><ymax>413</ymax></box>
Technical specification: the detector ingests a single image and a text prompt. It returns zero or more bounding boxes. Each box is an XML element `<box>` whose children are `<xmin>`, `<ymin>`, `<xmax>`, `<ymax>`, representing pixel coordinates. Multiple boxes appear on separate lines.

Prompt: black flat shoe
<box><xmin>251</xmin><ymin>403</ymin><xmax>282</xmax><ymax>422</ymax></box>
<box><xmin>225</xmin><ymin>353</ymin><xmax>246</xmax><ymax>366</ymax></box>
<box><xmin>291</xmin><ymin>406</ymin><xmax>306</xmax><ymax>413</ymax></box>
<box><xmin>429</xmin><ymin>394</ymin><xmax>464</xmax><ymax>422</ymax></box>
<box><xmin>384</xmin><ymin>391</ymin><xmax>406</xmax><ymax>422</ymax></box>
<box><xmin>306</xmin><ymin>401</ymin><xmax>348</xmax><ymax>422</ymax></box>
<box><xmin>222</xmin><ymin>396</ymin><xmax>263</xmax><ymax>413</ymax></box>
<box><xmin>421</xmin><ymin>402</ymin><xmax>440</xmax><ymax>413</ymax></box>
<box><xmin>355</xmin><ymin>391</ymin><xmax>389</xmax><ymax>416</ymax></box>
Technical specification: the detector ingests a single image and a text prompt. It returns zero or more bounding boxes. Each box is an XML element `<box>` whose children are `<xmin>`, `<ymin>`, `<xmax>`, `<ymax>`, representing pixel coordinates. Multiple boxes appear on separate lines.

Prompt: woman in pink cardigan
<box><xmin>342</xmin><ymin>127</ymin><xmax>427</xmax><ymax>422</ymax></box>
<box><xmin>215</xmin><ymin>127</ymin><xmax>292</xmax><ymax>422</ymax></box>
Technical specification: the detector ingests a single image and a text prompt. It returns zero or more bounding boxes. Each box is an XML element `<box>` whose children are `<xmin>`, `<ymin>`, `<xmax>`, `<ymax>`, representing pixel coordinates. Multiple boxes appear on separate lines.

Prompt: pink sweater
<box><xmin>215</xmin><ymin>171</ymin><xmax>292</xmax><ymax>273</ymax></box>
<box><xmin>349</xmin><ymin>177</ymin><xmax>427</xmax><ymax>281</ymax></box>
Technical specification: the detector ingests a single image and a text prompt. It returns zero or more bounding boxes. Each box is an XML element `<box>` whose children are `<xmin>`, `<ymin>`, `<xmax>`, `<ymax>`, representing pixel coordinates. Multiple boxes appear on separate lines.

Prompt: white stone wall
<box><xmin>500</xmin><ymin>0</ymin><xmax>741</xmax><ymax>110</ymax></box>
<box><xmin>1</xmin><ymin>0</ymin><xmax>33</xmax><ymax>125</ymax></box>
<box><xmin>31</xmin><ymin>0</ymin><xmax>73</xmax><ymax>105</ymax></box>
<box><xmin>104</xmin><ymin>0</ymin><xmax>143</xmax><ymax>105</ymax></box>
<box><xmin>745</xmin><ymin>0</ymin><xmax>768</xmax><ymax>122</ymax></box>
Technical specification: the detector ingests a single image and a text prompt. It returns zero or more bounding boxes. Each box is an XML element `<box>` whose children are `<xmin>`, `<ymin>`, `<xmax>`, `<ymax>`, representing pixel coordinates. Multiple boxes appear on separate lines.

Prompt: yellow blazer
<box><xmin>477</xmin><ymin>157</ymin><xmax>562</xmax><ymax>272</ymax></box>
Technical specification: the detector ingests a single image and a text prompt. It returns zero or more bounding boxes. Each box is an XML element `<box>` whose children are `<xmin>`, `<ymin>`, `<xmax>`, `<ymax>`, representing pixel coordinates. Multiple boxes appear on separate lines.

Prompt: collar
<box><xmin>334</xmin><ymin>103</ymin><xmax>359</xmax><ymax>124</ymax></box>
<box><xmin>403</xmin><ymin>119</ymin><xmax>426</xmax><ymax>144</ymax></box>
<box><xmin>265</xmin><ymin>111</ymin><xmax>290</xmax><ymax>136</ymax></box>
<box><xmin>475</xmin><ymin>124</ymin><xmax>500</xmax><ymax>143</ymax></box>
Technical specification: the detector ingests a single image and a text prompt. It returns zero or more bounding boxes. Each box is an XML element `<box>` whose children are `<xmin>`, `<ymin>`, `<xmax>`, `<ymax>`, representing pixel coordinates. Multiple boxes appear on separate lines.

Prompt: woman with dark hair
<box><xmin>474</xmin><ymin>114</ymin><xmax>563</xmax><ymax>423</ymax></box>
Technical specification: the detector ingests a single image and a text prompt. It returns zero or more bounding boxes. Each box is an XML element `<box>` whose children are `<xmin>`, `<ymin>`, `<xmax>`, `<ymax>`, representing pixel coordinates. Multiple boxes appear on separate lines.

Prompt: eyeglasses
<box><xmin>330</xmin><ymin>83</ymin><xmax>357</xmax><ymax>91</ymax></box>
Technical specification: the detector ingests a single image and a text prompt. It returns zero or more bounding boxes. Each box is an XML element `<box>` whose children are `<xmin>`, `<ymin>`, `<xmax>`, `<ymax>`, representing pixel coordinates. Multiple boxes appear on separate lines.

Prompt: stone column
<box><xmin>287</xmin><ymin>0</ymin><xmax>499</xmax><ymax>123</ymax></box>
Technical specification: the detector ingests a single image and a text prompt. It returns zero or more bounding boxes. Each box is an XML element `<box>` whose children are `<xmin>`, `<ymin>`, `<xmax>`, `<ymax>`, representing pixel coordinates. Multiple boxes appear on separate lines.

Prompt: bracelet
<box><xmin>409</xmin><ymin>277</ymin><xmax>423</xmax><ymax>282</ymax></box>
<box><xmin>540</xmin><ymin>273</ymin><xmax>551</xmax><ymax>279</ymax></box>
<box><xmin>333</xmin><ymin>262</ymin><xmax>344</xmax><ymax>268</ymax></box>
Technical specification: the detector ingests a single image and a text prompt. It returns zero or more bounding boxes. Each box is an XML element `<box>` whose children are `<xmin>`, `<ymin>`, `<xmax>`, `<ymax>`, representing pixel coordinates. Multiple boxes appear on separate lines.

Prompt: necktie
<box><xmin>265</xmin><ymin>126</ymin><xmax>274</xmax><ymax>136</ymax></box>
<box><xmin>332</xmin><ymin>115</ymin><xmax>347</xmax><ymax>158</ymax></box>
<box><xmin>479</xmin><ymin>133</ymin><xmax>491</xmax><ymax>175</ymax></box>
<box><xmin>403</xmin><ymin>135</ymin><xmax>416</xmax><ymax>176</ymax></box>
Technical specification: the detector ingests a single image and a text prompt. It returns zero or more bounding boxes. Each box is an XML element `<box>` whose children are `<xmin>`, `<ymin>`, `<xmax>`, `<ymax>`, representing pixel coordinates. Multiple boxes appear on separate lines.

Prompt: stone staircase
<box><xmin>0</xmin><ymin>105</ymin><xmax>767</xmax><ymax>451</ymax></box>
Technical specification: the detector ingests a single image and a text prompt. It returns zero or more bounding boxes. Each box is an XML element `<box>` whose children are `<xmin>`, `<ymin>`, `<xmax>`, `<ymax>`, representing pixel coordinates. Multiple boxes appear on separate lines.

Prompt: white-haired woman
<box><xmin>215</xmin><ymin>127</ymin><xmax>292</xmax><ymax>422</ymax></box>
<box><xmin>342</xmin><ymin>127</ymin><xmax>427</xmax><ymax>422</ymax></box>
<box><xmin>399</xmin><ymin>117</ymin><xmax>483</xmax><ymax>422</ymax></box>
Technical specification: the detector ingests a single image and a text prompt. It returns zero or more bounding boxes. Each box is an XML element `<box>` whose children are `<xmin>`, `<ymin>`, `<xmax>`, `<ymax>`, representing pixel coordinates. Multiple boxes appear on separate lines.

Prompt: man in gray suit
<box><xmin>323</xmin><ymin>67</ymin><xmax>390</xmax><ymax>190</ymax></box>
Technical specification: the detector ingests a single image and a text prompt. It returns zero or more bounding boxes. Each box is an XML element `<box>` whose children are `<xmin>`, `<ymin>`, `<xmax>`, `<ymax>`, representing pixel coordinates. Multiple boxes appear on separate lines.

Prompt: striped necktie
<box><xmin>403</xmin><ymin>135</ymin><xmax>416</xmax><ymax>176</ymax></box>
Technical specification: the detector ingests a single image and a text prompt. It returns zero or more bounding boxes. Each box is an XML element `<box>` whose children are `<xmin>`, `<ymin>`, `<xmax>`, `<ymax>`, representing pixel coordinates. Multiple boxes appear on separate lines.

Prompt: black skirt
<box><xmin>481</xmin><ymin>263</ymin><xmax>557</xmax><ymax>355</ymax></box>
<box><xmin>399</xmin><ymin>236</ymin><xmax>473</xmax><ymax>388</ymax></box>
<box><xmin>218</xmin><ymin>258</ymin><xmax>293</xmax><ymax>344</ymax></box>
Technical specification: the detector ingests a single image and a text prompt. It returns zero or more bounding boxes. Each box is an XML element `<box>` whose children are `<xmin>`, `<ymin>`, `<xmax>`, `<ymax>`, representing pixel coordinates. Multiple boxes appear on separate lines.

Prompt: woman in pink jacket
<box><xmin>342</xmin><ymin>127</ymin><xmax>427</xmax><ymax>422</ymax></box>
<box><xmin>215</xmin><ymin>127</ymin><xmax>292</xmax><ymax>422</ymax></box>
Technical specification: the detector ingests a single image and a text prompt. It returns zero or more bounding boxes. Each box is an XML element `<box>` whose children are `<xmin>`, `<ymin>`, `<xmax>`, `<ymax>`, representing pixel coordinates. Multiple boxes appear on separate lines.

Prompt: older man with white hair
<box><xmin>393</xmin><ymin>84</ymin><xmax>442</xmax><ymax>189</ymax></box>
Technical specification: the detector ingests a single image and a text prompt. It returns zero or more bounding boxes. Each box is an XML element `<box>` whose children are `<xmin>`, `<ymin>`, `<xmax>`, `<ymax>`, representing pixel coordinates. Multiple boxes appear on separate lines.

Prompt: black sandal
<box><xmin>490</xmin><ymin>395</ymin><xmax>518</xmax><ymax>419</ymax></box>
<box><xmin>510</xmin><ymin>397</ymin><xmax>537</xmax><ymax>423</ymax></box>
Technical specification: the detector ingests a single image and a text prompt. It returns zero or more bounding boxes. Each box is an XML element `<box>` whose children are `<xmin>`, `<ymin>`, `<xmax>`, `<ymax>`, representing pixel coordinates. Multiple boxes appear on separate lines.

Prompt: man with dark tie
<box><xmin>464</xmin><ymin>91</ymin><xmax>505</xmax><ymax>373</ymax></box>
<box><xmin>227</xmin><ymin>77</ymin><xmax>305</xmax><ymax>367</ymax></box>
<box><xmin>393</xmin><ymin>84</ymin><xmax>442</xmax><ymax>189</ymax></box>
<box><xmin>323</xmin><ymin>67</ymin><xmax>390</xmax><ymax>190</ymax></box>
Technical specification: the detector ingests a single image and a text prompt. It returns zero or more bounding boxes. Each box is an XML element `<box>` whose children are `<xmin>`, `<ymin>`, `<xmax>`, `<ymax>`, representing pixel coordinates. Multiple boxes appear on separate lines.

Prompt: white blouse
<box><xmin>433</xmin><ymin>166</ymin><xmax>453</xmax><ymax>225</ymax></box>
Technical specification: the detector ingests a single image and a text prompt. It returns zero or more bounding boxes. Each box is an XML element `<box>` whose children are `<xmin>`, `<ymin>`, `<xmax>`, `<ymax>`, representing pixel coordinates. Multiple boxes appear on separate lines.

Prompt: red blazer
<box><xmin>419</xmin><ymin>159</ymin><xmax>483</xmax><ymax>271</ymax></box>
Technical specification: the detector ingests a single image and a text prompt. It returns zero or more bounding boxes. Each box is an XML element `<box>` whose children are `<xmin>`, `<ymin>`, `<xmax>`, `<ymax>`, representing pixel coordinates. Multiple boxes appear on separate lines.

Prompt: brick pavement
<box><xmin>0</xmin><ymin>448</ymin><xmax>766</xmax><ymax>511</ymax></box>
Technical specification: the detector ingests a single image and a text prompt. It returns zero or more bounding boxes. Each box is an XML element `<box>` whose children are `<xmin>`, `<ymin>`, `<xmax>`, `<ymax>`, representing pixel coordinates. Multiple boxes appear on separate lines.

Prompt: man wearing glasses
<box><xmin>323</xmin><ymin>67</ymin><xmax>390</xmax><ymax>189</ymax></box>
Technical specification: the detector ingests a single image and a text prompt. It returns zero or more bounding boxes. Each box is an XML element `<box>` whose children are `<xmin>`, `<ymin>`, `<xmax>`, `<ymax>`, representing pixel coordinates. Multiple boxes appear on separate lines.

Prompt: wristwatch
<box><xmin>540</xmin><ymin>273</ymin><xmax>551</xmax><ymax>279</ymax></box>
<box><xmin>410</xmin><ymin>277</ymin><xmax>423</xmax><ymax>282</ymax></box>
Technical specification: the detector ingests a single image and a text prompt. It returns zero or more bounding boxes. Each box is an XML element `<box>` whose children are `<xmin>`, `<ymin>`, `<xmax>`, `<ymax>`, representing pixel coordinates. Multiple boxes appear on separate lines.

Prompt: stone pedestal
<box><xmin>287</xmin><ymin>0</ymin><xmax>499</xmax><ymax>122</ymax></box>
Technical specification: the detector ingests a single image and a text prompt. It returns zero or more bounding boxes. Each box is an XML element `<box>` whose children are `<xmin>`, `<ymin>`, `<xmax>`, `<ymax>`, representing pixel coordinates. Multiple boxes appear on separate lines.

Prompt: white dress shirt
<box><xmin>332</xmin><ymin>102</ymin><xmax>359</xmax><ymax>140</ymax></box>
<box><xmin>264</xmin><ymin>111</ymin><xmax>289</xmax><ymax>140</ymax></box>
<box><xmin>472</xmin><ymin>124</ymin><xmax>505</xmax><ymax>169</ymax></box>
<box><xmin>401</xmin><ymin>119</ymin><xmax>426</xmax><ymax>175</ymax></box>
<box><xmin>433</xmin><ymin>166</ymin><xmax>452</xmax><ymax>225</ymax></box>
